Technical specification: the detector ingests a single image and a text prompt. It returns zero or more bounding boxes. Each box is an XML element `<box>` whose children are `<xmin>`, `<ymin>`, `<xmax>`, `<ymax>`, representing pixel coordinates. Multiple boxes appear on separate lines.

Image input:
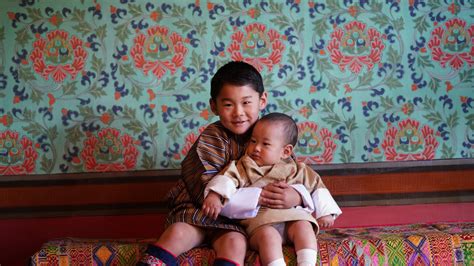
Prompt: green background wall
<box><xmin>0</xmin><ymin>0</ymin><xmax>472</xmax><ymax>175</ymax></box>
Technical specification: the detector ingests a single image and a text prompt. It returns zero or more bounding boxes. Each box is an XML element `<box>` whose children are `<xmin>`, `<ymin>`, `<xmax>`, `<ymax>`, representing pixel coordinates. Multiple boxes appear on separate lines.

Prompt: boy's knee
<box><xmin>252</xmin><ymin>226</ymin><xmax>281</xmax><ymax>244</ymax></box>
<box><xmin>215</xmin><ymin>231</ymin><xmax>247</xmax><ymax>251</ymax></box>
<box><xmin>286</xmin><ymin>220</ymin><xmax>314</xmax><ymax>236</ymax></box>
<box><xmin>213</xmin><ymin>231</ymin><xmax>246</xmax><ymax>255</ymax></box>
<box><xmin>162</xmin><ymin>223</ymin><xmax>197</xmax><ymax>242</ymax></box>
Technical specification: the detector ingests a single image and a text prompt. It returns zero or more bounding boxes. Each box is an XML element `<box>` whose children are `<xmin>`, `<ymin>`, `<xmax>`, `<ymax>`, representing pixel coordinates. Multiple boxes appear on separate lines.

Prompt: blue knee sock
<box><xmin>137</xmin><ymin>244</ymin><xmax>178</xmax><ymax>266</ymax></box>
<box><xmin>213</xmin><ymin>258</ymin><xmax>238</xmax><ymax>266</ymax></box>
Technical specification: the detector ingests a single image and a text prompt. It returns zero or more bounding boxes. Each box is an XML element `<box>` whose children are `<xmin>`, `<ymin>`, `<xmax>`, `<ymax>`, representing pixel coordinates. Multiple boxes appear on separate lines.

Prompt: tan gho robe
<box><xmin>216</xmin><ymin>154</ymin><xmax>327</xmax><ymax>236</ymax></box>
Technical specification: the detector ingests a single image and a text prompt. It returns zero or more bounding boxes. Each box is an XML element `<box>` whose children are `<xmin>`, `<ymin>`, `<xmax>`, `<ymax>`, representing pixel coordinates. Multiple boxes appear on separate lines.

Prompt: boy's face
<box><xmin>246</xmin><ymin>121</ymin><xmax>293</xmax><ymax>166</ymax></box>
<box><xmin>210</xmin><ymin>84</ymin><xmax>267</xmax><ymax>135</ymax></box>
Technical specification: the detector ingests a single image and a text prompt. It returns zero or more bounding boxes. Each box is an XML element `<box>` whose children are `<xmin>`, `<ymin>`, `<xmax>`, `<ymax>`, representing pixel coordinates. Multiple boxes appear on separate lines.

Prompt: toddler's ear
<box><xmin>282</xmin><ymin>144</ymin><xmax>293</xmax><ymax>159</ymax></box>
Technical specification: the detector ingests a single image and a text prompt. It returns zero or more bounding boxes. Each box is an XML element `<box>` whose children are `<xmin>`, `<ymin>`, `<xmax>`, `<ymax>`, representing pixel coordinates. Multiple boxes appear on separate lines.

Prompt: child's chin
<box><xmin>230</xmin><ymin>127</ymin><xmax>250</xmax><ymax>135</ymax></box>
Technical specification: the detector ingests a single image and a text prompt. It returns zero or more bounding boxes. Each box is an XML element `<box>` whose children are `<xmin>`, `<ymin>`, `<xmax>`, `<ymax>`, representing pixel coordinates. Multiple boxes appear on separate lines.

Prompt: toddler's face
<box><xmin>246</xmin><ymin>121</ymin><xmax>292</xmax><ymax>166</ymax></box>
<box><xmin>210</xmin><ymin>84</ymin><xmax>267</xmax><ymax>135</ymax></box>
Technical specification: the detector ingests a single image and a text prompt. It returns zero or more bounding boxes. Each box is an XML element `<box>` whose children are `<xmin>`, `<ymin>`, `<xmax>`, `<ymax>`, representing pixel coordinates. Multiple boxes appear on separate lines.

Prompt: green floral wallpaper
<box><xmin>0</xmin><ymin>0</ymin><xmax>472</xmax><ymax>175</ymax></box>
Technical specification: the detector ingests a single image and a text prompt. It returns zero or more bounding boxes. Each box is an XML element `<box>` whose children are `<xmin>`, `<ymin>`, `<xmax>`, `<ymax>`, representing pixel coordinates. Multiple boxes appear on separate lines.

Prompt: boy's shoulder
<box><xmin>198</xmin><ymin>121</ymin><xmax>231</xmax><ymax>139</ymax></box>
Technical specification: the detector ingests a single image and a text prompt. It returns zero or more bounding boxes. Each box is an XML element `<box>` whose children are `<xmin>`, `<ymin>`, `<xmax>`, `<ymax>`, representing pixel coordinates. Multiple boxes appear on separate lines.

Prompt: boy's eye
<box><xmin>264</xmin><ymin>143</ymin><xmax>271</xmax><ymax>146</ymax></box>
<box><xmin>243</xmin><ymin>101</ymin><xmax>252</xmax><ymax>104</ymax></box>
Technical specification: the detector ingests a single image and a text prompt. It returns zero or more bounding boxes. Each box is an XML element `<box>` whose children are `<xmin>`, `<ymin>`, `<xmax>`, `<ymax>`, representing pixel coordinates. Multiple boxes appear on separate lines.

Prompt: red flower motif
<box><xmin>80</xmin><ymin>128</ymin><xmax>139</xmax><ymax>172</ymax></box>
<box><xmin>327</xmin><ymin>21</ymin><xmax>384</xmax><ymax>73</ymax></box>
<box><xmin>381</xmin><ymin>119</ymin><xmax>439</xmax><ymax>161</ymax></box>
<box><xmin>428</xmin><ymin>18</ymin><xmax>474</xmax><ymax>70</ymax></box>
<box><xmin>30</xmin><ymin>30</ymin><xmax>88</xmax><ymax>83</ymax></box>
<box><xmin>0</xmin><ymin>130</ymin><xmax>38</xmax><ymax>175</ymax></box>
<box><xmin>295</xmin><ymin>122</ymin><xmax>336</xmax><ymax>164</ymax></box>
<box><xmin>131</xmin><ymin>26</ymin><xmax>188</xmax><ymax>79</ymax></box>
<box><xmin>227</xmin><ymin>23</ymin><xmax>285</xmax><ymax>72</ymax></box>
<box><xmin>180</xmin><ymin>126</ymin><xmax>207</xmax><ymax>156</ymax></box>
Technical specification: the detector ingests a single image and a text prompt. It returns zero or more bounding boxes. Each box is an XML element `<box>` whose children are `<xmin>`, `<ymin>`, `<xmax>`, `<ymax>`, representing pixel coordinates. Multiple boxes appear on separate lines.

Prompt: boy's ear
<box><xmin>209</xmin><ymin>99</ymin><xmax>218</xmax><ymax>115</ymax></box>
<box><xmin>282</xmin><ymin>144</ymin><xmax>293</xmax><ymax>159</ymax></box>
<box><xmin>259</xmin><ymin>92</ymin><xmax>268</xmax><ymax>110</ymax></box>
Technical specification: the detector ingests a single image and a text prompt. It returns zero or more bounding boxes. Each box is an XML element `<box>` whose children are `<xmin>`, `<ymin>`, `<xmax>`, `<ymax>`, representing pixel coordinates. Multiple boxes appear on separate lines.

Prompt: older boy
<box><xmin>139</xmin><ymin>62</ymin><xmax>312</xmax><ymax>266</ymax></box>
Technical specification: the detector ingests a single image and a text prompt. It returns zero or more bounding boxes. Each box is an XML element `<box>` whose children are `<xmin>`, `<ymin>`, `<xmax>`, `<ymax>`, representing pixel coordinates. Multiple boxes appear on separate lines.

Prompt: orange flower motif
<box><xmin>327</xmin><ymin>21</ymin><xmax>384</xmax><ymax>73</ymax></box>
<box><xmin>381</xmin><ymin>119</ymin><xmax>439</xmax><ymax>161</ymax></box>
<box><xmin>295</xmin><ymin>122</ymin><xmax>336</xmax><ymax>164</ymax></box>
<box><xmin>30</xmin><ymin>30</ymin><xmax>88</xmax><ymax>83</ymax></box>
<box><xmin>80</xmin><ymin>128</ymin><xmax>139</xmax><ymax>172</ymax></box>
<box><xmin>348</xmin><ymin>6</ymin><xmax>358</xmax><ymax>17</ymax></box>
<box><xmin>131</xmin><ymin>26</ymin><xmax>188</xmax><ymax>79</ymax></box>
<box><xmin>227</xmin><ymin>23</ymin><xmax>285</xmax><ymax>72</ymax></box>
<box><xmin>0</xmin><ymin>131</ymin><xmax>38</xmax><ymax>175</ymax></box>
<box><xmin>428</xmin><ymin>18</ymin><xmax>474</xmax><ymax>70</ymax></box>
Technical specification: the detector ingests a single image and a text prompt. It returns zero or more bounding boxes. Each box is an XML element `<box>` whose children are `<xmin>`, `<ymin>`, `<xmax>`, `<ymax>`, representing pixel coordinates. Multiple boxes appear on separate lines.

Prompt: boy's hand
<box><xmin>317</xmin><ymin>215</ymin><xmax>335</xmax><ymax>229</ymax></box>
<box><xmin>202</xmin><ymin>191</ymin><xmax>223</xmax><ymax>220</ymax></box>
<box><xmin>259</xmin><ymin>181</ymin><xmax>302</xmax><ymax>209</ymax></box>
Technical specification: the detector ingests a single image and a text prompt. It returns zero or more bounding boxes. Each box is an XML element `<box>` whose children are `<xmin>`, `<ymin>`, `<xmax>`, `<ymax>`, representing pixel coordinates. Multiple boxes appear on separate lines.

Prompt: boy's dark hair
<box><xmin>258</xmin><ymin>112</ymin><xmax>298</xmax><ymax>146</ymax></box>
<box><xmin>210</xmin><ymin>61</ymin><xmax>264</xmax><ymax>100</ymax></box>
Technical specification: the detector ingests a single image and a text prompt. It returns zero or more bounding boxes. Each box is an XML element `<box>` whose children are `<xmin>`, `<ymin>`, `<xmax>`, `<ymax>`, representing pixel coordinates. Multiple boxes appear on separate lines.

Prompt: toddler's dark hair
<box><xmin>210</xmin><ymin>61</ymin><xmax>264</xmax><ymax>101</ymax></box>
<box><xmin>258</xmin><ymin>112</ymin><xmax>298</xmax><ymax>146</ymax></box>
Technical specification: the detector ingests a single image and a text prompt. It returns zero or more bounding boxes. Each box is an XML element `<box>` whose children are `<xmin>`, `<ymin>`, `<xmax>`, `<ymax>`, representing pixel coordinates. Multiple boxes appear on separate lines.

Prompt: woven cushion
<box><xmin>31</xmin><ymin>222</ymin><xmax>474</xmax><ymax>265</ymax></box>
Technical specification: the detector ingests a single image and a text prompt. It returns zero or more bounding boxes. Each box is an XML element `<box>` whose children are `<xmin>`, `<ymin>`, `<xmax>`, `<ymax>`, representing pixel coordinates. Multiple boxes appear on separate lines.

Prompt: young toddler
<box><xmin>203</xmin><ymin>112</ymin><xmax>342</xmax><ymax>266</ymax></box>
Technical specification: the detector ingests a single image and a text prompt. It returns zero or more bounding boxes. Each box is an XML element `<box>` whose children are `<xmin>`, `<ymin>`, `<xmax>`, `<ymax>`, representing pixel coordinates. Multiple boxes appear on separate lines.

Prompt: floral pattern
<box><xmin>428</xmin><ymin>18</ymin><xmax>474</xmax><ymax>70</ymax></box>
<box><xmin>0</xmin><ymin>1</ymin><xmax>471</xmax><ymax>175</ymax></box>
<box><xmin>295</xmin><ymin>122</ymin><xmax>337</xmax><ymax>164</ymax></box>
<box><xmin>0</xmin><ymin>130</ymin><xmax>38</xmax><ymax>175</ymax></box>
<box><xmin>327</xmin><ymin>21</ymin><xmax>385</xmax><ymax>73</ymax></box>
<box><xmin>131</xmin><ymin>26</ymin><xmax>188</xmax><ymax>79</ymax></box>
<box><xmin>382</xmin><ymin>119</ymin><xmax>439</xmax><ymax>161</ymax></box>
<box><xmin>30</xmin><ymin>30</ymin><xmax>88</xmax><ymax>83</ymax></box>
<box><xmin>228</xmin><ymin>23</ymin><xmax>285</xmax><ymax>72</ymax></box>
<box><xmin>80</xmin><ymin>128</ymin><xmax>138</xmax><ymax>172</ymax></box>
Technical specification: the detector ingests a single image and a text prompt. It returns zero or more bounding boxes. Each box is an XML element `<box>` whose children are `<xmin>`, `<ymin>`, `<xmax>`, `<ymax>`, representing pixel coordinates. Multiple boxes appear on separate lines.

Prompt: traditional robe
<box><xmin>206</xmin><ymin>154</ymin><xmax>341</xmax><ymax>235</ymax></box>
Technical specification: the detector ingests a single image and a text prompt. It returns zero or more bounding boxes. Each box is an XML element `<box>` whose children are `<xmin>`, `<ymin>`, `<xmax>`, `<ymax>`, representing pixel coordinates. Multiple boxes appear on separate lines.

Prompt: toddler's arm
<box><xmin>202</xmin><ymin>191</ymin><xmax>224</xmax><ymax>220</ymax></box>
<box><xmin>317</xmin><ymin>214</ymin><xmax>335</xmax><ymax>228</ymax></box>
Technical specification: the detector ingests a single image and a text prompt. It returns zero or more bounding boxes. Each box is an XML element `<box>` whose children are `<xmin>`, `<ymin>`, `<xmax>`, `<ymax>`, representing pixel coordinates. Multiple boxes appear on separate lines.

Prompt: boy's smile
<box><xmin>210</xmin><ymin>84</ymin><xmax>267</xmax><ymax>135</ymax></box>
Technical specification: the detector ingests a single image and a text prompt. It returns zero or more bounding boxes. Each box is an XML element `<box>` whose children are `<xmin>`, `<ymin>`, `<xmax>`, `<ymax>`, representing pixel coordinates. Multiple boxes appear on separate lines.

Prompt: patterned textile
<box><xmin>166</xmin><ymin>121</ymin><xmax>248</xmax><ymax>233</ymax></box>
<box><xmin>30</xmin><ymin>222</ymin><xmax>474</xmax><ymax>266</ymax></box>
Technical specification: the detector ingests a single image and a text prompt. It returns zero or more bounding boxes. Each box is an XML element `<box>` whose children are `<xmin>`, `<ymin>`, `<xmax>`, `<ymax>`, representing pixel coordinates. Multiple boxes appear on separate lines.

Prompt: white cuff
<box><xmin>220</xmin><ymin>187</ymin><xmax>262</xmax><ymax>219</ymax></box>
<box><xmin>312</xmin><ymin>188</ymin><xmax>342</xmax><ymax>219</ymax></box>
<box><xmin>291</xmin><ymin>184</ymin><xmax>315</xmax><ymax>213</ymax></box>
<box><xmin>204</xmin><ymin>175</ymin><xmax>237</xmax><ymax>201</ymax></box>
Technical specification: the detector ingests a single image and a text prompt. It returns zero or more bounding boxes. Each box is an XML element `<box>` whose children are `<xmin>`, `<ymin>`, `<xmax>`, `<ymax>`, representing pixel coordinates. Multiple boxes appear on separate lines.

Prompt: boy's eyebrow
<box><xmin>219</xmin><ymin>95</ymin><xmax>253</xmax><ymax>101</ymax></box>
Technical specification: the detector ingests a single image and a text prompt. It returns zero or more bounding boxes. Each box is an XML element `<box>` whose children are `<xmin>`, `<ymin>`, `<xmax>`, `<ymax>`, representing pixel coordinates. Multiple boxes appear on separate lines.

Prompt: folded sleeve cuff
<box><xmin>312</xmin><ymin>188</ymin><xmax>342</xmax><ymax>219</ymax></box>
<box><xmin>220</xmin><ymin>187</ymin><xmax>262</xmax><ymax>219</ymax></box>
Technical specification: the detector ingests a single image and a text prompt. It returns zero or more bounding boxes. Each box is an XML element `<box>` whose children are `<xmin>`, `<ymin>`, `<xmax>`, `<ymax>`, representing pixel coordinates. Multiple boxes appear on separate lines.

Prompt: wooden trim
<box><xmin>1</xmin><ymin>158</ymin><xmax>473</xmax><ymax>183</ymax></box>
<box><xmin>0</xmin><ymin>161</ymin><xmax>473</xmax><ymax>218</ymax></box>
<box><xmin>324</xmin><ymin>168</ymin><xmax>474</xmax><ymax>195</ymax></box>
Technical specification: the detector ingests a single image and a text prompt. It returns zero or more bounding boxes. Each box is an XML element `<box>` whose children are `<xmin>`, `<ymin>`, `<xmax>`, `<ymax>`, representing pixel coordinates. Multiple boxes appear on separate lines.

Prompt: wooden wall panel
<box><xmin>1</xmin><ymin>161</ymin><xmax>473</xmax><ymax>218</ymax></box>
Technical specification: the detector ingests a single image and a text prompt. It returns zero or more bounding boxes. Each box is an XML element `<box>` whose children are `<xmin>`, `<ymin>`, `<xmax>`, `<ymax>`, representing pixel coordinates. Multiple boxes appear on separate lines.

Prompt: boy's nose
<box><xmin>234</xmin><ymin>105</ymin><xmax>244</xmax><ymax>116</ymax></box>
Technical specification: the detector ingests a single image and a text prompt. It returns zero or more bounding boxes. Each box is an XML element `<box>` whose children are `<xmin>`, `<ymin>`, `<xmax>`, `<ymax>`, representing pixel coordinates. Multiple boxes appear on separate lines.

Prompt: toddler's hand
<box><xmin>202</xmin><ymin>191</ymin><xmax>223</xmax><ymax>220</ymax></box>
<box><xmin>317</xmin><ymin>215</ymin><xmax>335</xmax><ymax>229</ymax></box>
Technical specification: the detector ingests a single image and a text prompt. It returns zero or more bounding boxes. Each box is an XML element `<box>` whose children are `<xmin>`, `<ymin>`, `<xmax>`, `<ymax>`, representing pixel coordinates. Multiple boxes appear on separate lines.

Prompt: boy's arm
<box><xmin>260</xmin><ymin>182</ymin><xmax>315</xmax><ymax>211</ymax></box>
<box><xmin>220</xmin><ymin>183</ymin><xmax>315</xmax><ymax>219</ymax></box>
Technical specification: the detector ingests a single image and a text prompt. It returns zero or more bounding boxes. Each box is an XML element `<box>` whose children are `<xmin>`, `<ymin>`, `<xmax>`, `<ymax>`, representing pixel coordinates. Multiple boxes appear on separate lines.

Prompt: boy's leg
<box><xmin>138</xmin><ymin>222</ymin><xmax>205</xmax><ymax>265</ymax></box>
<box><xmin>249</xmin><ymin>225</ymin><xmax>284</xmax><ymax>266</ymax></box>
<box><xmin>212</xmin><ymin>230</ymin><xmax>247</xmax><ymax>266</ymax></box>
<box><xmin>286</xmin><ymin>220</ymin><xmax>318</xmax><ymax>266</ymax></box>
